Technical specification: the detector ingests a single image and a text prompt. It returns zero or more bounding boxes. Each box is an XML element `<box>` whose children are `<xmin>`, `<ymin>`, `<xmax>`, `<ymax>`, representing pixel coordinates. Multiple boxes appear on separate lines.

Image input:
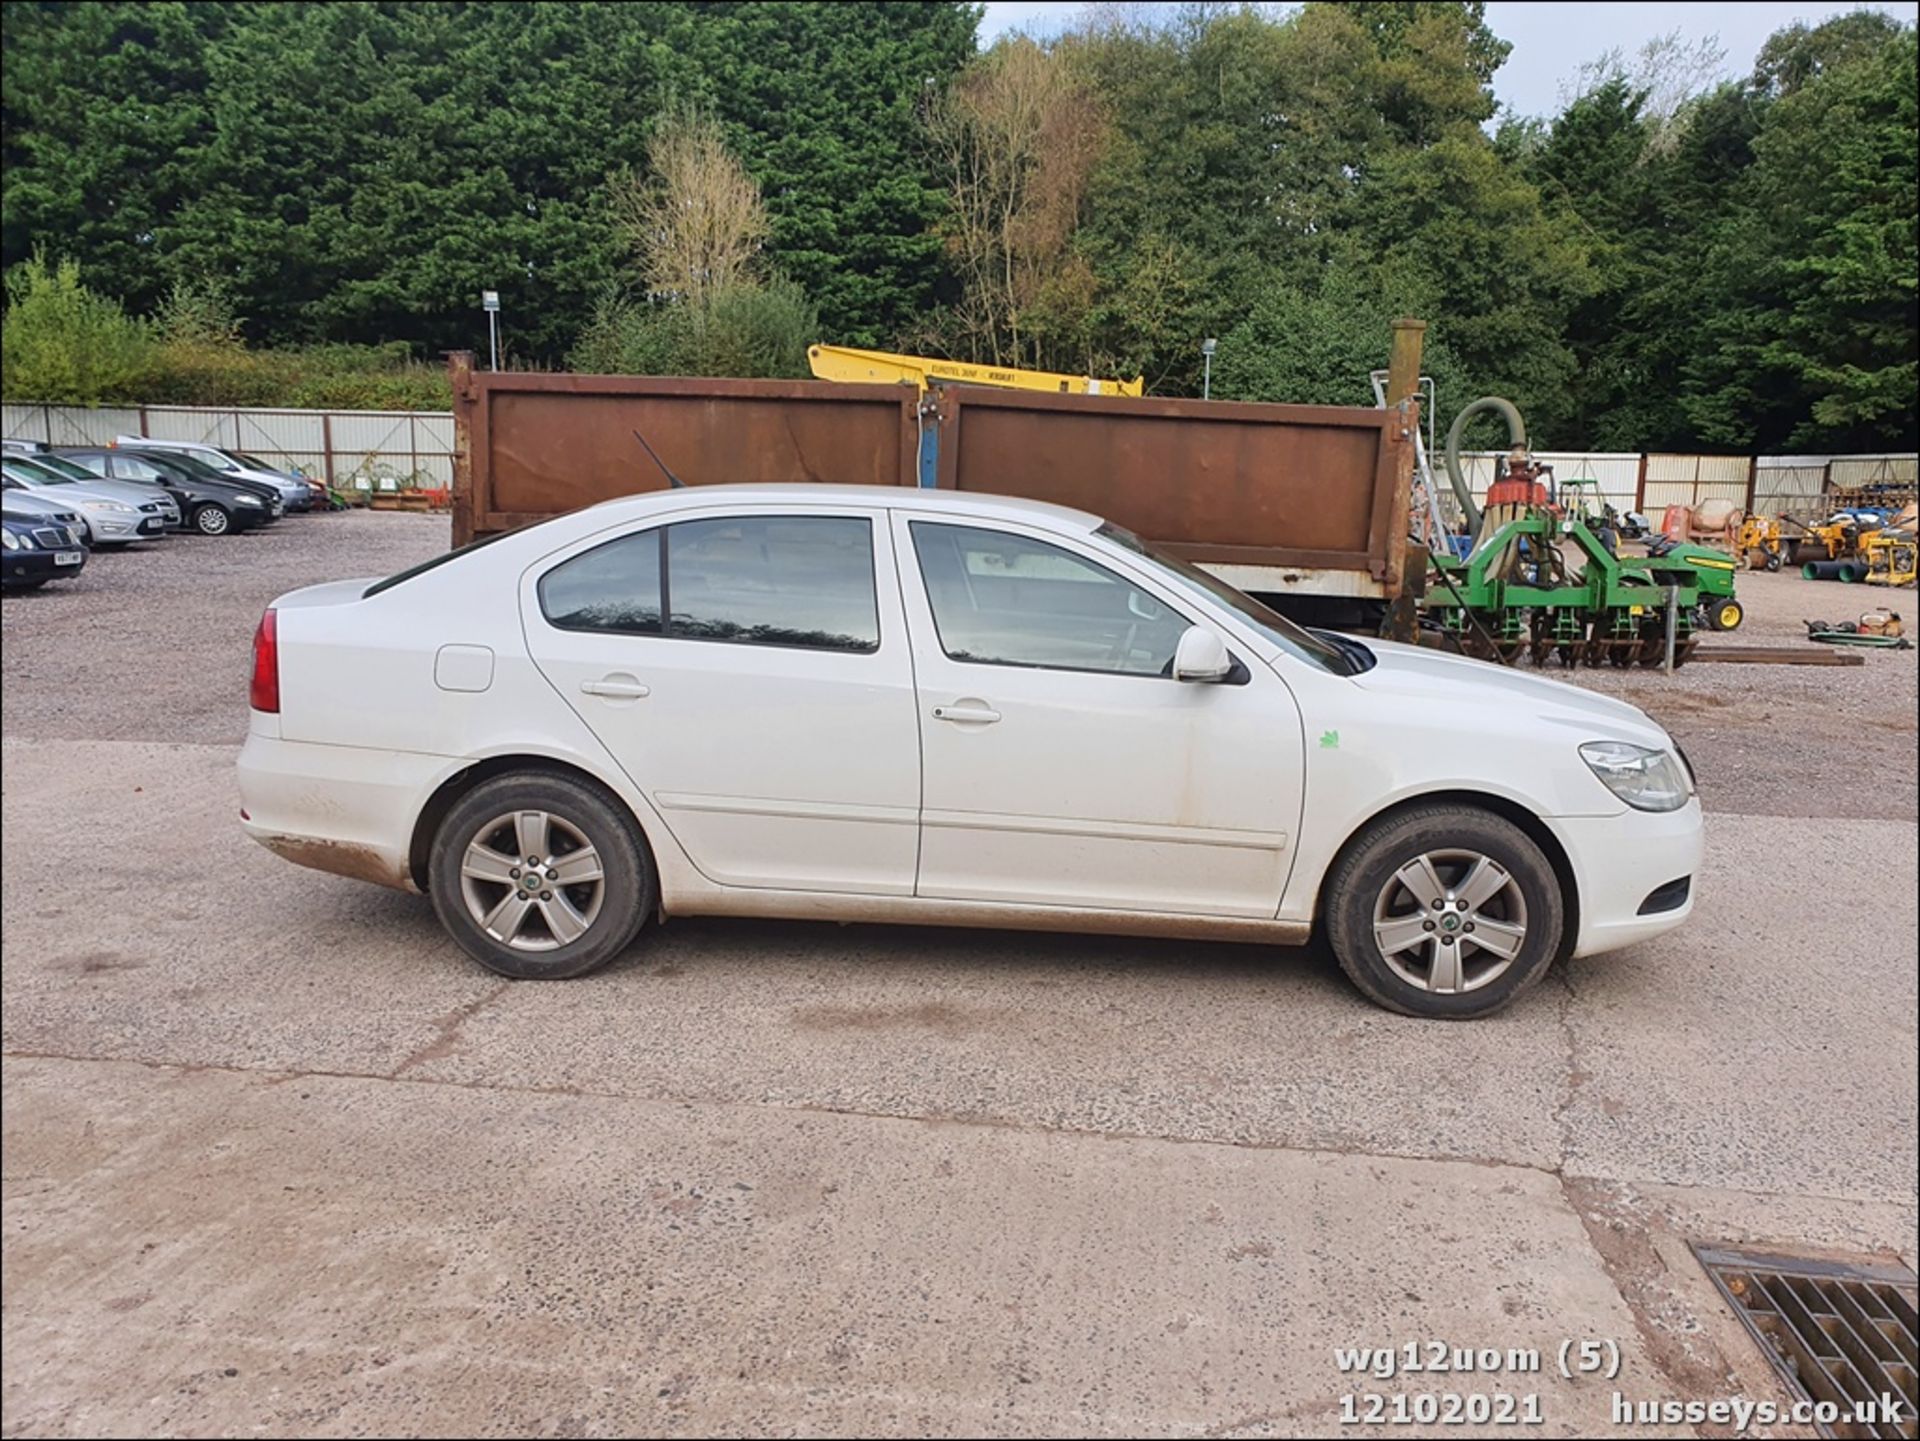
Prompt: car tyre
<box><xmin>428</xmin><ymin>771</ymin><xmax>653</xmax><ymax>980</ymax></box>
<box><xmin>191</xmin><ymin>503</ymin><xmax>231</xmax><ymax>536</ymax></box>
<box><xmin>1323</xmin><ymin>804</ymin><xmax>1563</xmax><ymax>1019</ymax></box>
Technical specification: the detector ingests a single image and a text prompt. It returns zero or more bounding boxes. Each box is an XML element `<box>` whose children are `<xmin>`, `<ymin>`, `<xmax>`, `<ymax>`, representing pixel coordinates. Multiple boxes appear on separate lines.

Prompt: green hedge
<box><xmin>2</xmin><ymin>255</ymin><xmax>452</xmax><ymax>411</ymax></box>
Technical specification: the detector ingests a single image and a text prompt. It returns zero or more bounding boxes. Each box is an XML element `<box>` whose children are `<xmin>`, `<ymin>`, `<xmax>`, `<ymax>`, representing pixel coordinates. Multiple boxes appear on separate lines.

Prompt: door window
<box><xmin>539</xmin><ymin>530</ymin><xmax>664</xmax><ymax>635</ymax></box>
<box><xmin>109</xmin><ymin>454</ymin><xmax>166</xmax><ymax>481</ymax></box>
<box><xmin>538</xmin><ymin>515</ymin><xmax>880</xmax><ymax>653</ymax></box>
<box><xmin>909</xmin><ymin>521</ymin><xmax>1188</xmax><ymax>676</ymax></box>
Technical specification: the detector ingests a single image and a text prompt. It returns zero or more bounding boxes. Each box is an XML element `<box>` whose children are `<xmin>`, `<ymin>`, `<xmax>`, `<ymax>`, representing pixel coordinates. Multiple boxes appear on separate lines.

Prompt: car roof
<box><xmin>585</xmin><ymin>483</ymin><xmax>1103</xmax><ymax>532</ymax></box>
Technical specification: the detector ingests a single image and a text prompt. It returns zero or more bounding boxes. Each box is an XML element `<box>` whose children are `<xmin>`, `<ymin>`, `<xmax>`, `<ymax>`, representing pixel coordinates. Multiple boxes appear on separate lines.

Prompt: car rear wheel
<box><xmin>191</xmin><ymin>503</ymin><xmax>231</xmax><ymax>536</ymax></box>
<box><xmin>1323</xmin><ymin>804</ymin><xmax>1563</xmax><ymax>1019</ymax></box>
<box><xmin>428</xmin><ymin>772</ymin><xmax>653</xmax><ymax>979</ymax></box>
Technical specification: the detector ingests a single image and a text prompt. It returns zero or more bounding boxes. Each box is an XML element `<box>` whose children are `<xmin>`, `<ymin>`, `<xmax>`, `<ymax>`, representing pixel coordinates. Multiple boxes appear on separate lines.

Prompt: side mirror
<box><xmin>1172</xmin><ymin>625</ymin><xmax>1232</xmax><ymax>683</ymax></box>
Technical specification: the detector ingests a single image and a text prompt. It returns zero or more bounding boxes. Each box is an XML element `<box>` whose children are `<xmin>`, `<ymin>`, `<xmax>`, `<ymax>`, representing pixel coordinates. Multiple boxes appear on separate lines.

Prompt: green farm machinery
<box><xmin>1420</xmin><ymin>398</ymin><xmax>1742</xmax><ymax>669</ymax></box>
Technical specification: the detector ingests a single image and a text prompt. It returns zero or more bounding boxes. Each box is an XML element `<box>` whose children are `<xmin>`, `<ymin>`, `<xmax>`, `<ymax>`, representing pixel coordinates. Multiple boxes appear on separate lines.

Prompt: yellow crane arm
<box><xmin>807</xmin><ymin>343</ymin><xmax>1142</xmax><ymax>398</ymax></box>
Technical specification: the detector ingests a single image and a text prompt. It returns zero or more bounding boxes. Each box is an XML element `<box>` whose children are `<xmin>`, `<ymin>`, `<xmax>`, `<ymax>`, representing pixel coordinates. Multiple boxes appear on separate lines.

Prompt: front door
<box><xmin>523</xmin><ymin>506</ymin><xmax>921</xmax><ymax>895</ymax></box>
<box><xmin>893</xmin><ymin>514</ymin><xmax>1305</xmax><ymax>918</ymax></box>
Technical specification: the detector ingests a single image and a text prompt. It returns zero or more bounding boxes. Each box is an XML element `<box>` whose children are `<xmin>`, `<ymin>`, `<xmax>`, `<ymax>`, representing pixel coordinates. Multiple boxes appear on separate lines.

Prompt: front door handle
<box><xmin>932</xmin><ymin>702</ymin><xmax>1000</xmax><ymax>725</ymax></box>
<box><xmin>580</xmin><ymin>675</ymin><xmax>650</xmax><ymax>699</ymax></box>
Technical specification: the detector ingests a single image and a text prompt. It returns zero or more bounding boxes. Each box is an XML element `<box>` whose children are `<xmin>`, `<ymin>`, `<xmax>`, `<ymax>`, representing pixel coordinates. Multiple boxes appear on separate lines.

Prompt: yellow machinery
<box><xmin>1734</xmin><ymin>514</ymin><xmax>1785</xmax><ymax>571</ymax></box>
<box><xmin>807</xmin><ymin>343</ymin><xmax>1143</xmax><ymax>397</ymax></box>
<box><xmin>1863</xmin><ymin>527</ymin><xmax>1916</xmax><ymax>587</ymax></box>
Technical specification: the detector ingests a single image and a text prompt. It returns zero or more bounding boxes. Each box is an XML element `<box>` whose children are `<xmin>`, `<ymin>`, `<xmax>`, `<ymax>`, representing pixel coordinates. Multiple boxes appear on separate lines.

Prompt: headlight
<box><xmin>1</xmin><ymin>530</ymin><xmax>19</xmax><ymax>551</ymax></box>
<box><xmin>82</xmin><ymin>499</ymin><xmax>133</xmax><ymax>513</ymax></box>
<box><xmin>237</xmin><ymin>494</ymin><xmax>264</xmax><ymax>507</ymax></box>
<box><xmin>1579</xmin><ymin>741</ymin><xmax>1692</xmax><ymax>812</ymax></box>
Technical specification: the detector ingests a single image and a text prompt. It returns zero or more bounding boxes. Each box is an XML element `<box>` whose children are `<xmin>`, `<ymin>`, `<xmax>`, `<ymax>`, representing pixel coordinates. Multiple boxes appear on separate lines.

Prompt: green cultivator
<box><xmin>1426</xmin><ymin>513</ymin><xmax>1739</xmax><ymax>668</ymax></box>
<box><xmin>1421</xmin><ymin>398</ymin><xmax>1742</xmax><ymax>670</ymax></box>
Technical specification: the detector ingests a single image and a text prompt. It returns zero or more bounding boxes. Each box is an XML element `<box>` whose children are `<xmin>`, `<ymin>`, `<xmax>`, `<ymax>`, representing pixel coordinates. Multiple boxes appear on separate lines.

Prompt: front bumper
<box><xmin>1543</xmin><ymin>798</ymin><xmax>1704</xmax><ymax>959</ymax></box>
<box><xmin>83</xmin><ymin>511</ymin><xmax>167</xmax><ymax>541</ymax></box>
<box><xmin>2</xmin><ymin>547</ymin><xmax>87</xmax><ymax>585</ymax></box>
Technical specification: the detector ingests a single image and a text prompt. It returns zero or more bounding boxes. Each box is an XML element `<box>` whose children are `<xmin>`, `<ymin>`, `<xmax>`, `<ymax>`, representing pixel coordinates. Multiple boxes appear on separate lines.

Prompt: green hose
<box><xmin>1444</xmin><ymin>396</ymin><xmax>1528</xmax><ymax>537</ymax></box>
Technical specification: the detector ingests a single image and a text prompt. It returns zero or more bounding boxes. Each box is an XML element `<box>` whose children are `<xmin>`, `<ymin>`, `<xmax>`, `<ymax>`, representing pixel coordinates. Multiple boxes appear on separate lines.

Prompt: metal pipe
<box><xmin>1664</xmin><ymin>584</ymin><xmax>1678</xmax><ymax>674</ymax></box>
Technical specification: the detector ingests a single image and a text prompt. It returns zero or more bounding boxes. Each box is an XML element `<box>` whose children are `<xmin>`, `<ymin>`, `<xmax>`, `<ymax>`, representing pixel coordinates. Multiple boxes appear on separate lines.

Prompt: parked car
<box><xmin>111</xmin><ymin>437</ymin><xmax>315</xmax><ymax>511</ymax></box>
<box><xmin>64</xmin><ymin>447</ymin><xmax>284</xmax><ymax>524</ymax></box>
<box><xmin>2</xmin><ymin>510</ymin><xmax>88</xmax><ymax>589</ymax></box>
<box><xmin>2</xmin><ymin>437</ymin><xmax>51</xmax><ymax>456</ymax></box>
<box><xmin>1</xmin><ymin>456</ymin><xmax>177</xmax><ymax>545</ymax></box>
<box><xmin>58</xmin><ymin>447</ymin><xmax>276</xmax><ymax>535</ymax></box>
<box><xmin>239</xmin><ymin>485</ymin><xmax>1702</xmax><ymax>1019</ymax></box>
<box><xmin>1</xmin><ymin>482</ymin><xmax>90</xmax><ymax>543</ymax></box>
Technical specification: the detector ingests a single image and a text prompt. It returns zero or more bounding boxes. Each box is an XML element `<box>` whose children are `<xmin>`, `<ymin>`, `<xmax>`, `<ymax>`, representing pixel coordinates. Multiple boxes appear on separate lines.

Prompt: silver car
<box><xmin>1</xmin><ymin>457</ymin><xmax>177</xmax><ymax>545</ymax></box>
<box><xmin>112</xmin><ymin>437</ymin><xmax>315</xmax><ymax>512</ymax></box>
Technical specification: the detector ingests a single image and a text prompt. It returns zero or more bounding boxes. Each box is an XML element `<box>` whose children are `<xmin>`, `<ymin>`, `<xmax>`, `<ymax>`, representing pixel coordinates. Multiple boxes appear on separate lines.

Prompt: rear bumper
<box><xmin>238</xmin><ymin>729</ymin><xmax>452</xmax><ymax>892</ymax></box>
<box><xmin>1543</xmin><ymin>799</ymin><xmax>1704</xmax><ymax>959</ymax></box>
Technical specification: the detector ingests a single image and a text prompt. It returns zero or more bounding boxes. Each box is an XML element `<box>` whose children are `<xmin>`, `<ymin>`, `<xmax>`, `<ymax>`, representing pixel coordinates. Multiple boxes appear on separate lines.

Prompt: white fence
<box><xmin>1459</xmin><ymin>449</ymin><xmax>1916</xmax><ymax>517</ymax></box>
<box><xmin>1</xmin><ymin>402</ymin><xmax>456</xmax><ymax>490</ymax></box>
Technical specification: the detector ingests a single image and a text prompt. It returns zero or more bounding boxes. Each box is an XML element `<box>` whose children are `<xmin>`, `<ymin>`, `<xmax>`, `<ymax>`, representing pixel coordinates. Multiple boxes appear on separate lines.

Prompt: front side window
<box><xmin>539</xmin><ymin>514</ymin><xmax>879</xmax><ymax>654</ymax></box>
<box><xmin>909</xmin><ymin>521</ymin><xmax>1189</xmax><ymax>676</ymax></box>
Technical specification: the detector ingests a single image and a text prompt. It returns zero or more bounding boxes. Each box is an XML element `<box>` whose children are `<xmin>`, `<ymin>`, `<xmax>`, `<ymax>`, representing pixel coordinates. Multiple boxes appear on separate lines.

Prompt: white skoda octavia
<box><xmin>239</xmin><ymin>485</ymin><xmax>1701</xmax><ymax>1018</ymax></box>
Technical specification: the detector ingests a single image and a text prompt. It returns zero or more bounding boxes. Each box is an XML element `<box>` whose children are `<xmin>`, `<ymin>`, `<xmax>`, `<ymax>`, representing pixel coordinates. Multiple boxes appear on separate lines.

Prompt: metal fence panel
<box><xmin>1753</xmin><ymin>456</ymin><xmax>1831</xmax><ymax>517</ymax></box>
<box><xmin>1829</xmin><ymin>454</ymin><xmax>1918</xmax><ymax>488</ymax></box>
<box><xmin>1</xmin><ymin>402</ymin><xmax>455</xmax><ymax>490</ymax></box>
<box><xmin>1456</xmin><ymin>451</ymin><xmax>1640</xmax><ymax>513</ymax></box>
<box><xmin>2</xmin><ymin>403</ymin><xmax>145</xmax><ymax>446</ymax></box>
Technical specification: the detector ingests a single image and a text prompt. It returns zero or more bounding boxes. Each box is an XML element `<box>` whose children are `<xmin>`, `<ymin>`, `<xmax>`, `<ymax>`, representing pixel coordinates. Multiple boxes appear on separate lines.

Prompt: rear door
<box><xmin>521</xmin><ymin>504</ymin><xmax>921</xmax><ymax>895</ymax></box>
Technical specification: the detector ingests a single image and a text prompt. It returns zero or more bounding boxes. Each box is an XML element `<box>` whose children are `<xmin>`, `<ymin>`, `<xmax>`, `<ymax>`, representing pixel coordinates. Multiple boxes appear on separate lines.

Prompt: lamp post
<box><xmin>482</xmin><ymin>290</ymin><xmax>501</xmax><ymax>371</ymax></box>
<box><xmin>1201</xmin><ymin>337</ymin><xmax>1217</xmax><ymax>400</ymax></box>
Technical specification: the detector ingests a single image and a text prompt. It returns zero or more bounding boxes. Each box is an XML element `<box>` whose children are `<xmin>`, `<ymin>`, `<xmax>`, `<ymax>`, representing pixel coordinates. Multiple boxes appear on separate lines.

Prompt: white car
<box><xmin>238</xmin><ymin>485</ymin><xmax>1702</xmax><ymax>1018</ymax></box>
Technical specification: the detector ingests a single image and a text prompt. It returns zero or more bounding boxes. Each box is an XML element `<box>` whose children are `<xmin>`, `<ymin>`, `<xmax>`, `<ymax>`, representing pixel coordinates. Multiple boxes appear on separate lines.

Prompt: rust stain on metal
<box><xmin>451</xmin><ymin>359</ymin><xmax>1415</xmax><ymax>594</ymax></box>
<box><xmin>257</xmin><ymin>835</ymin><xmax>414</xmax><ymax>892</ymax></box>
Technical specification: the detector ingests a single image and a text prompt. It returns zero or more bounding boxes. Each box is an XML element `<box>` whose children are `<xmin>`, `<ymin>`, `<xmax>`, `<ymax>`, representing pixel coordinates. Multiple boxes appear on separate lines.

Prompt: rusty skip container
<box><xmin>449</xmin><ymin>352</ymin><xmax>1417</xmax><ymax>605</ymax></box>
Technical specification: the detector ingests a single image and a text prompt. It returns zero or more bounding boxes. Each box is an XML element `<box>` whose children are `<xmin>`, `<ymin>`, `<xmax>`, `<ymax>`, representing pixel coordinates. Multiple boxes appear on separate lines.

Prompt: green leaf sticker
<box><xmin>1319</xmin><ymin>729</ymin><xmax>1340</xmax><ymax>750</ymax></box>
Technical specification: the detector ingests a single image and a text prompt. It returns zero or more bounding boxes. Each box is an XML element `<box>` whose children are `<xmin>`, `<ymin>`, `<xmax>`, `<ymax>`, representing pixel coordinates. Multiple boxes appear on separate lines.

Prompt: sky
<box><xmin>977</xmin><ymin>1</ymin><xmax>1920</xmax><ymax>118</ymax></box>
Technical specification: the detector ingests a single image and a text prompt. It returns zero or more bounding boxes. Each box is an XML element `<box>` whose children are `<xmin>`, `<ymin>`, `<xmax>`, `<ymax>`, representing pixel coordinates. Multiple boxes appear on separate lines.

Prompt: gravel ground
<box><xmin>1</xmin><ymin>510</ymin><xmax>448</xmax><ymax>744</ymax></box>
<box><xmin>1554</xmin><ymin>567</ymin><xmax>1917</xmax><ymax>821</ymax></box>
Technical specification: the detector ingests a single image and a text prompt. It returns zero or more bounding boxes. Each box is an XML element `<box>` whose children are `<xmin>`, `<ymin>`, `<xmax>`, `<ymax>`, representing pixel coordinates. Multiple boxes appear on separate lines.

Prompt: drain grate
<box><xmin>1695</xmin><ymin>1245</ymin><xmax>1918</xmax><ymax>1439</ymax></box>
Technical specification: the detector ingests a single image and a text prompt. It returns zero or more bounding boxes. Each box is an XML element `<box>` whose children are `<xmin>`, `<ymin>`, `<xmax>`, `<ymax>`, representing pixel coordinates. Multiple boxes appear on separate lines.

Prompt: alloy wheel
<box><xmin>1370</xmin><ymin>848</ymin><xmax>1529</xmax><ymax>995</ymax></box>
<box><xmin>457</xmin><ymin>809</ymin><xmax>607</xmax><ymax>952</ymax></box>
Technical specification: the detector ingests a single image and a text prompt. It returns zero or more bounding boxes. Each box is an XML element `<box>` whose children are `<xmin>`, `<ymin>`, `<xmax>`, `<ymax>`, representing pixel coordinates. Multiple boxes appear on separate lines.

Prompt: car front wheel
<box><xmin>1323</xmin><ymin>804</ymin><xmax>1564</xmax><ymax>1019</ymax></box>
<box><xmin>428</xmin><ymin>771</ymin><xmax>653</xmax><ymax>979</ymax></box>
<box><xmin>191</xmin><ymin>503</ymin><xmax>231</xmax><ymax>536</ymax></box>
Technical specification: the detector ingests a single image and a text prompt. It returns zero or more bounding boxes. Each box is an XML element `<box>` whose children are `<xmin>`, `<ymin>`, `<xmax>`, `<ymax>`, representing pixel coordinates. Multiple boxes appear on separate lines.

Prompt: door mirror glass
<box><xmin>1171</xmin><ymin>626</ymin><xmax>1232</xmax><ymax>682</ymax></box>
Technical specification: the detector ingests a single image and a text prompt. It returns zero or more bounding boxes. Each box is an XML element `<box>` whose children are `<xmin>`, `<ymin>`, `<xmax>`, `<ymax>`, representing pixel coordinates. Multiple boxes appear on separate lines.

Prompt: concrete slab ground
<box><xmin>3</xmin><ymin>513</ymin><xmax>1915</xmax><ymax>1436</ymax></box>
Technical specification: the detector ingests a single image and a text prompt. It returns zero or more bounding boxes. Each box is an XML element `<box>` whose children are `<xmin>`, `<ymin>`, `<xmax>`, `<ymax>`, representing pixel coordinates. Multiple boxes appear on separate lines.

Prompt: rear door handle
<box><xmin>580</xmin><ymin>675</ymin><xmax>650</xmax><ymax>699</ymax></box>
<box><xmin>932</xmin><ymin>702</ymin><xmax>1000</xmax><ymax>725</ymax></box>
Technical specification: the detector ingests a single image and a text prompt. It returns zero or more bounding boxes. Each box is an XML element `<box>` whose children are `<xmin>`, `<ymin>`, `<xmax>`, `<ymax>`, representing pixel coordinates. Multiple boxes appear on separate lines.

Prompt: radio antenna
<box><xmin>632</xmin><ymin>429</ymin><xmax>686</xmax><ymax>489</ymax></box>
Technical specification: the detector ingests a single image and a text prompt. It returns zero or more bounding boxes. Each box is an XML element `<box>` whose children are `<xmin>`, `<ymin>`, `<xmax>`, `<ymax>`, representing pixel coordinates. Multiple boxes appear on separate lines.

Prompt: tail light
<box><xmin>250</xmin><ymin>608</ymin><xmax>280</xmax><ymax>713</ymax></box>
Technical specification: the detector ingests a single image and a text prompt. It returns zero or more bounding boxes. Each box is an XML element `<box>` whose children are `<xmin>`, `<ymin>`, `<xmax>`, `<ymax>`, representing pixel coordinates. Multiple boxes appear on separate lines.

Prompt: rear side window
<box><xmin>537</xmin><ymin>530</ymin><xmax>663</xmax><ymax>634</ymax></box>
<box><xmin>539</xmin><ymin>515</ymin><xmax>879</xmax><ymax>654</ymax></box>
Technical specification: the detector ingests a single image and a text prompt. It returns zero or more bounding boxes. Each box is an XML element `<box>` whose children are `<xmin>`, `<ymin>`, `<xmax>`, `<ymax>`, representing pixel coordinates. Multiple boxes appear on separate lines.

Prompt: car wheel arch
<box><xmin>1313</xmin><ymin>788</ymin><xmax>1580</xmax><ymax>962</ymax></box>
<box><xmin>408</xmin><ymin>753</ymin><xmax>661</xmax><ymax>906</ymax></box>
